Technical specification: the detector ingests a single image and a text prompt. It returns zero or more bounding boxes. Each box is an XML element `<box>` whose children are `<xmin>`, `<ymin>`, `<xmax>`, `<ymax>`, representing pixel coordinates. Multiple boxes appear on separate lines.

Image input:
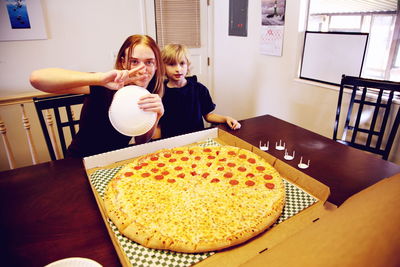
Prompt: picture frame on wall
<box><xmin>0</xmin><ymin>0</ymin><xmax>47</xmax><ymax>41</ymax></box>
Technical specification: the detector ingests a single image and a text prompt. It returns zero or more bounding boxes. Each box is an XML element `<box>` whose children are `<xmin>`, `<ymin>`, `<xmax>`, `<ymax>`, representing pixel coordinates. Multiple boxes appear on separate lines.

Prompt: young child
<box><xmin>157</xmin><ymin>44</ymin><xmax>241</xmax><ymax>138</ymax></box>
<box><xmin>30</xmin><ymin>35</ymin><xmax>165</xmax><ymax>157</ymax></box>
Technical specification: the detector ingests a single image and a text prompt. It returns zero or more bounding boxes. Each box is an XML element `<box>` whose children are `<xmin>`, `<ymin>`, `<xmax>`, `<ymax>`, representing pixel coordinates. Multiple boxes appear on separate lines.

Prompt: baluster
<box><xmin>0</xmin><ymin>116</ymin><xmax>16</xmax><ymax>169</ymax></box>
<box><xmin>20</xmin><ymin>104</ymin><xmax>38</xmax><ymax>164</ymax></box>
<box><xmin>45</xmin><ymin>110</ymin><xmax>62</xmax><ymax>160</ymax></box>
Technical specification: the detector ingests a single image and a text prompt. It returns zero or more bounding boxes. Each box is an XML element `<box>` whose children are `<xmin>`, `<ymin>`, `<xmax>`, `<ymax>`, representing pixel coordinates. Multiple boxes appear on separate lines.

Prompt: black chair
<box><xmin>33</xmin><ymin>94</ymin><xmax>86</xmax><ymax>160</ymax></box>
<box><xmin>333</xmin><ymin>75</ymin><xmax>400</xmax><ymax>160</ymax></box>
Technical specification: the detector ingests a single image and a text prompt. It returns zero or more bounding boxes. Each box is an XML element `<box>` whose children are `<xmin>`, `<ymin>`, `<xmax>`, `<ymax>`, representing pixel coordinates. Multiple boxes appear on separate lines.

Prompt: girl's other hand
<box><xmin>137</xmin><ymin>94</ymin><xmax>164</xmax><ymax>118</ymax></box>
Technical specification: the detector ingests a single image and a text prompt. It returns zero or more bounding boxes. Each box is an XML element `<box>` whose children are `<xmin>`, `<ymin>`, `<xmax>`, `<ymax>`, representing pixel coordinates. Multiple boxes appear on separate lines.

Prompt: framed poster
<box><xmin>0</xmin><ymin>0</ymin><xmax>47</xmax><ymax>41</ymax></box>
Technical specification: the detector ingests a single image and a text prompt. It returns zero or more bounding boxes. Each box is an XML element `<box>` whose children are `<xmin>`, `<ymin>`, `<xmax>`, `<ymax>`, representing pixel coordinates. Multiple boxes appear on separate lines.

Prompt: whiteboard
<box><xmin>300</xmin><ymin>31</ymin><xmax>368</xmax><ymax>86</ymax></box>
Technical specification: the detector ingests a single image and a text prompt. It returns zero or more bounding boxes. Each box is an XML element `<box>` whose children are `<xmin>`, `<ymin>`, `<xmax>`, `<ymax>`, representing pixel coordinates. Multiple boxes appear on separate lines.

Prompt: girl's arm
<box><xmin>29</xmin><ymin>67</ymin><xmax>145</xmax><ymax>94</ymax></box>
<box><xmin>204</xmin><ymin>112</ymin><xmax>241</xmax><ymax>130</ymax></box>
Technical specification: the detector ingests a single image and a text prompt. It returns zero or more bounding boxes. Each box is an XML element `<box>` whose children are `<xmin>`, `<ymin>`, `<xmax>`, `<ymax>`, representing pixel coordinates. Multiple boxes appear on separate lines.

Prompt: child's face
<box><xmin>124</xmin><ymin>44</ymin><xmax>157</xmax><ymax>88</ymax></box>
<box><xmin>165</xmin><ymin>57</ymin><xmax>188</xmax><ymax>83</ymax></box>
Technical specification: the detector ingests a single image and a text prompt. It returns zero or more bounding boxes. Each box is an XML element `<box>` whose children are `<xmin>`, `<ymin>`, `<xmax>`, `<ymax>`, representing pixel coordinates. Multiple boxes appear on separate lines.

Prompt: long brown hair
<box><xmin>115</xmin><ymin>35</ymin><xmax>164</xmax><ymax>96</ymax></box>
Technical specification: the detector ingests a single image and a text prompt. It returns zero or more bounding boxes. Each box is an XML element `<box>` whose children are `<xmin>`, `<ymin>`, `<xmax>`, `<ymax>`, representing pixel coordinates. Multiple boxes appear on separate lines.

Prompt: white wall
<box><xmin>0</xmin><ymin>0</ymin><xmax>148</xmax><ymax>97</ymax></box>
<box><xmin>212</xmin><ymin>0</ymin><xmax>399</xmax><ymax>163</ymax></box>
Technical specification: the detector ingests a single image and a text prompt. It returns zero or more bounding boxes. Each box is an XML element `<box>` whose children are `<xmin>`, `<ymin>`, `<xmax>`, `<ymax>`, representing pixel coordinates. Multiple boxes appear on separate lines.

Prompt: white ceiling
<box><xmin>309</xmin><ymin>0</ymin><xmax>398</xmax><ymax>14</ymax></box>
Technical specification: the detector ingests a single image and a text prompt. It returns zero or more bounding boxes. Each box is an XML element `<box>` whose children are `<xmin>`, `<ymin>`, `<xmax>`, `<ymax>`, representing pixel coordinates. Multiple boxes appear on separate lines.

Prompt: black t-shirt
<box><xmin>66</xmin><ymin>85</ymin><xmax>132</xmax><ymax>157</ymax></box>
<box><xmin>159</xmin><ymin>76</ymin><xmax>216</xmax><ymax>138</ymax></box>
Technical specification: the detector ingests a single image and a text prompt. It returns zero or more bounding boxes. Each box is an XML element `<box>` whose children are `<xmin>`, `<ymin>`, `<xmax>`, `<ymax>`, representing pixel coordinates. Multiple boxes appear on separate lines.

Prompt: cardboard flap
<box><xmin>241</xmin><ymin>173</ymin><xmax>400</xmax><ymax>267</ymax></box>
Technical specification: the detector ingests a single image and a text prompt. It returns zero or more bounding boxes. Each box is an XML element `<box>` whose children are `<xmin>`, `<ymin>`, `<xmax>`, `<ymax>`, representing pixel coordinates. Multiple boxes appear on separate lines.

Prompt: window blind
<box><xmin>155</xmin><ymin>0</ymin><xmax>200</xmax><ymax>48</ymax></box>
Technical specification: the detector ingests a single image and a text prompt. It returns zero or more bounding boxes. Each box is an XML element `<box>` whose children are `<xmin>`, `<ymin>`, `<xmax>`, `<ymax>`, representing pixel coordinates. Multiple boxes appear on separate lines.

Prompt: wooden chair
<box><xmin>33</xmin><ymin>94</ymin><xmax>86</xmax><ymax>160</ymax></box>
<box><xmin>333</xmin><ymin>75</ymin><xmax>400</xmax><ymax>160</ymax></box>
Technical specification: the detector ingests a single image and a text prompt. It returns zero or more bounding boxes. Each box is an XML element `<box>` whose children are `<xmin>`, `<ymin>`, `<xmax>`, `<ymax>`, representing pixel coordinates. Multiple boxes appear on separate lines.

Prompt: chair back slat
<box><xmin>33</xmin><ymin>94</ymin><xmax>86</xmax><ymax>160</ymax></box>
<box><xmin>365</xmin><ymin>88</ymin><xmax>382</xmax><ymax>148</ymax></box>
<box><xmin>350</xmin><ymin>86</ymin><xmax>367</xmax><ymax>144</ymax></box>
<box><xmin>334</xmin><ymin>75</ymin><xmax>400</xmax><ymax>160</ymax></box>
<box><xmin>375</xmin><ymin>90</ymin><xmax>394</xmax><ymax>151</ymax></box>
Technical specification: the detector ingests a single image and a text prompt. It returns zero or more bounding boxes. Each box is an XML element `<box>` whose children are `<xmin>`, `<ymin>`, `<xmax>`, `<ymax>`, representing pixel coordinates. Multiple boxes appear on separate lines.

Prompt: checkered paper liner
<box><xmin>88</xmin><ymin>139</ymin><xmax>317</xmax><ymax>267</ymax></box>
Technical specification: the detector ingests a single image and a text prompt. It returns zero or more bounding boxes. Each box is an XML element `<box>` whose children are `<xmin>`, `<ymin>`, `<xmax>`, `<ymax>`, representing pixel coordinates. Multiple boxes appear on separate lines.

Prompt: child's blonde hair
<box><xmin>161</xmin><ymin>44</ymin><xmax>192</xmax><ymax>75</ymax></box>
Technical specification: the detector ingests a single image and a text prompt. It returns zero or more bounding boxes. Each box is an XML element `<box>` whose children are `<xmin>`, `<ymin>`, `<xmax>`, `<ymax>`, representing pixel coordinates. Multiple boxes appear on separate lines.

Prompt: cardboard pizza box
<box><xmin>83</xmin><ymin>128</ymin><xmax>335</xmax><ymax>267</ymax></box>
<box><xmin>241</xmin><ymin>173</ymin><xmax>400</xmax><ymax>267</ymax></box>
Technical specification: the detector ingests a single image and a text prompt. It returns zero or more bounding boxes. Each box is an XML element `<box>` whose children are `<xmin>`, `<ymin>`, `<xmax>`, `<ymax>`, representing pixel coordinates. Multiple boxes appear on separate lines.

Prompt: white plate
<box><xmin>44</xmin><ymin>257</ymin><xmax>102</xmax><ymax>267</ymax></box>
<box><xmin>109</xmin><ymin>85</ymin><xmax>157</xmax><ymax>137</ymax></box>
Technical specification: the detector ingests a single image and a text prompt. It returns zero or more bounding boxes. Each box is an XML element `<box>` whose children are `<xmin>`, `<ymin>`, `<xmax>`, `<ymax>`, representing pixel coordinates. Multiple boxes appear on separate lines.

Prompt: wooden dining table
<box><xmin>1</xmin><ymin>114</ymin><xmax>399</xmax><ymax>267</ymax></box>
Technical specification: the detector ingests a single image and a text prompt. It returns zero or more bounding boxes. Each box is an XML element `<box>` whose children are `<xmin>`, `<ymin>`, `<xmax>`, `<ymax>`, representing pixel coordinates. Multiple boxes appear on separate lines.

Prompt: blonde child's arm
<box><xmin>204</xmin><ymin>113</ymin><xmax>241</xmax><ymax>130</ymax></box>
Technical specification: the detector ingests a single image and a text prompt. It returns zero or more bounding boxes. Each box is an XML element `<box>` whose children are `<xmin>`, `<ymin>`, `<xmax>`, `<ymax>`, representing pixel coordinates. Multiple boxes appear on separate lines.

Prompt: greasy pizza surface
<box><xmin>104</xmin><ymin>145</ymin><xmax>285</xmax><ymax>253</ymax></box>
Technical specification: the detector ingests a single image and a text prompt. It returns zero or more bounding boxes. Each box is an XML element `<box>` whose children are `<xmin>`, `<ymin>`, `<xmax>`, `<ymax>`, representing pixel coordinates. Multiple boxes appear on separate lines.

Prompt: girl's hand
<box><xmin>226</xmin><ymin>117</ymin><xmax>241</xmax><ymax>130</ymax></box>
<box><xmin>100</xmin><ymin>66</ymin><xmax>147</xmax><ymax>90</ymax></box>
<box><xmin>137</xmin><ymin>94</ymin><xmax>164</xmax><ymax>118</ymax></box>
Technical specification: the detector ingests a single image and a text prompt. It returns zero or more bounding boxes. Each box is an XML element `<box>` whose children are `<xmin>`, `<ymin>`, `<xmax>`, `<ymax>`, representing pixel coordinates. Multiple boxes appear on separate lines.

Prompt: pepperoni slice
<box><xmin>227</xmin><ymin>162</ymin><xmax>236</xmax><ymax>167</ymax></box>
<box><xmin>228</xmin><ymin>151</ymin><xmax>236</xmax><ymax>155</ymax></box>
<box><xmin>141</xmin><ymin>172</ymin><xmax>150</xmax><ymax>178</ymax></box>
<box><xmin>191</xmin><ymin>164</ymin><xmax>197</xmax><ymax>168</ymax></box>
<box><xmin>162</xmin><ymin>171</ymin><xmax>170</xmax><ymax>175</ymax></box>
<box><xmin>238</xmin><ymin>166</ymin><xmax>247</xmax><ymax>172</ymax></box>
<box><xmin>177</xmin><ymin>173</ymin><xmax>185</xmax><ymax>178</ymax></box>
<box><xmin>194</xmin><ymin>156</ymin><xmax>201</xmax><ymax>161</ymax></box>
<box><xmin>164</xmin><ymin>153</ymin><xmax>171</xmax><ymax>158</ymax></box>
<box><xmin>150</xmin><ymin>156</ymin><xmax>159</xmax><ymax>161</ymax></box>
<box><xmin>167</xmin><ymin>178</ymin><xmax>176</xmax><ymax>183</ymax></box>
<box><xmin>265</xmin><ymin>183</ymin><xmax>275</xmax><ymax>189</ymax></box>
<box><xmin>248</xmin><ymin>158</ymin><xmax>256</xmax><ymax>164</ymax></box>
<box><xmin>204</xmin><ymin>148</ymin><xmax>212</xmax><ymax>152</ymax></box>
<box><xmin>155</xmin><ymin>175</ymin><xmax>164</xmax><ymax>180</ymax></box>
<box><xmin>219</xmin><ymin>158</ymin><xmax>227</xmax><ymax>162</ymax></box>
<box><xmin>157</xmin><ymin>163</ymin><xmax>165</xmax><ymax>167</ymax></box>
<box><xmin>134</xmin><ymin>166</ymin><xmax>142</xmax><ymax>170</ymax></box>
<box><xmin>140</xmin><ymin>162</ymin><xmax>149</xmax><ymax>167</ymax></box>
<box><xmin>229</xmin><ymin>180</ymin><xmax>239</xmax><ymax>185</ymax></box>
<box><xmin>210</xmin><ymin>178</ymin><xmax>220</xmax><ymax>183</ymax></box>
<box><xmin>124</xmin><ymin>172</ymin><xmax>133</xmax><ymax>177</ymax></box>
<box><xmin>151</xmin><ymin>168</ymin><xmax>159</xmax><ymax>173</ymax></box>
<box><xmin>175</xmin><ymin>150</ymin><xmax>184</xmax><ymax>154</ymax></box>
<box><xmin>246</xmin><ymin>173</ymin><xmax>255</xmax><ymax>178</ymax></box>
<box><xmin>189</xmin><ymin>150</ymin><xmax>194</xmax><ymax>155</ymax></box>
<box><xmin>207</xmin><ymin>155</ymin><xmax>215</xmax><ymax>160</ymax></box>
<box><xmin>245</xmin><ymin>180</ymin><xmax>255</xmax><ymax>186</ymax></box>
<box><xmin>174</xmin><ymin>166</ymin><xmax>183</xmax><ymax>171</ymax></box>
<box><xmin>190</xmin><ymin>171</ymin><xmax>197</xmax><ymax>176</ymax></box>
<box><xmin>181</xmin><ymin>157</ymin><xmax>189</xmax><ymax>161</ymax></box>
<box><xmin>264</xmin><ymin>174</ymin><xmax>273</xmax><ymax>180</ymax></box>
<box><xmin>224</xmin><ymin>172</ymin><xmax>233</xmax><ymax>178</ymax></box>
<box><xmin>239</xmin><ymin>154</ymin><xmax>247</xmax><ymax>159</ymax></box>
<box><xmin>169</xmin><ymin>158</ymin><xmax>177</xmax><ymax>163</ymax></box>
<box><xmin>206</xmin><ymin>162</ymin><xmax>212</xmax><ymax>167</ymax></box>
<box><xmin>202</xmin><ymin>172</ymin><xmax>210</xmax><ymax>178</ymax></box>
<box><xmin>256</xmin><ymin>166</ymin><xmax>265</xmax><ymax>171</ymax></box>
<box><xmin>217</xmin><ymin>166</ymin><xmax>224</xmax><ymax>171</ymax></box>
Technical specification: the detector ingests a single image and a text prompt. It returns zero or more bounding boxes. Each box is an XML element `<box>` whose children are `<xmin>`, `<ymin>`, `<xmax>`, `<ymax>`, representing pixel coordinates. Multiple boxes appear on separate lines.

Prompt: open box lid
<box><xmin>242</xmin><ymin>173</ymin><xmax>400</xmax><ymax>267</ymax></box>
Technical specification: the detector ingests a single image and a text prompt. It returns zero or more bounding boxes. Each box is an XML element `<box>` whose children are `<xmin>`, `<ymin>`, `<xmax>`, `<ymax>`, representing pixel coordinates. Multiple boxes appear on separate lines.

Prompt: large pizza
<box><xmin>104</xmin><ymin>145</ymin><xmax>285</xmax><ymax>253</ymax></box>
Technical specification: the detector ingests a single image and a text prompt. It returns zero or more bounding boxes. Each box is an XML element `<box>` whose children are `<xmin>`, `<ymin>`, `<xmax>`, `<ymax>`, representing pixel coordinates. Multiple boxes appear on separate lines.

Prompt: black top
<box><xmin>66</xmin><ymin>85</ymin><xmax>132</xmax><ymax>158</ymax></box>
<box><xmin>159</xmin><ymin>76</ymin><xmax>216</xmax><ymax>138</ymax></box>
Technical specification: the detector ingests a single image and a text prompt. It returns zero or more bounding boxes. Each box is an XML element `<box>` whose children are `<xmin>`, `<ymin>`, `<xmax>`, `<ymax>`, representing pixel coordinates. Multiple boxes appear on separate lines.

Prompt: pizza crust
<box><xmin>104</xmin><ymin>145</ymin><xmax>285</xmax><ymax>253</ymax></box>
